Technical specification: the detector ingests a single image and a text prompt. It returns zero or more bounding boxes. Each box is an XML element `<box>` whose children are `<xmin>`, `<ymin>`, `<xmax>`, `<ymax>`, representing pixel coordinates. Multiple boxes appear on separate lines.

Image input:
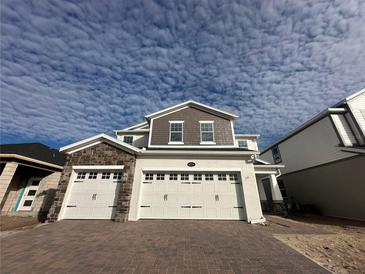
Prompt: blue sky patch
<box><xmin>1</xmin><ymin>0</ymin><xmax>365</xmax><ymax>149</ymax></box>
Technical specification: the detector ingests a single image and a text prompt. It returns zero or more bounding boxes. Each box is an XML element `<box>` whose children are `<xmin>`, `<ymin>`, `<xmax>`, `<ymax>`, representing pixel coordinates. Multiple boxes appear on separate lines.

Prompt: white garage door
<box><xmin>63</xmin><ymin>170</ymin><xmax>123</xmax><ymax>219</ymax></box>
<box><xmin>140</xmin><ymin>172</ymin><xmax>246</xmax><ymax>220</ymax></box>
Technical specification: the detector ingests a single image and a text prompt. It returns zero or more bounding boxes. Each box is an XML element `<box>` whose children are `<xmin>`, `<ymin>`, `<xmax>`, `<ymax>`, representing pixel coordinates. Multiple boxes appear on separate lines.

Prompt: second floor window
<box><xmin>170</xmin><ymin>122</ymin><xmax>183</xmax><ymax>142</ymax></box>
<box><xmin>123</xmin><ymin>136</ymin><xmax>133</xmax><ymax>145</ymax></box>
<box><xmin>272</xmin><ymin>146</ymin><xmax>282</xmax><ymax>164</ymax></box>
<box><xmin>200</xmin><ymin>122</ymin><xmax>214</xmax><ymax>142</ymax></box>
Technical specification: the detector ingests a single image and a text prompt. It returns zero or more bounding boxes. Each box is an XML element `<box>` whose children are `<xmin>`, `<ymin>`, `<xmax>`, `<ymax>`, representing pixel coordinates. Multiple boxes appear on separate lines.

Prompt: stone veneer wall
<box><xmin>47</xmin><ymin>142</ymin><xmax>136</xmax><ymax>222</ymax></box>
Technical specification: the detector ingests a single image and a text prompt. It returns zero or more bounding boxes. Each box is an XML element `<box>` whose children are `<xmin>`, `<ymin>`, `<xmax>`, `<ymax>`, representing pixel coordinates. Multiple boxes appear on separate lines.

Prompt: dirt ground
<box><xmin>270</xmin><ymin>215</ymin><xmax>365</xmax><ymax>274</ymax></box>
<box><xmin>0</xmin><ymin>215</ymin><xmax>40</xmax><ymax>231</ymax></box>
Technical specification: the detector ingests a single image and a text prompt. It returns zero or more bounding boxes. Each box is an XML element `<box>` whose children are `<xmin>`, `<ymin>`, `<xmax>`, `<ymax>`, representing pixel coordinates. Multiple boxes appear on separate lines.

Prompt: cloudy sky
<box><xmin>1</xmin><ymin>0</ymin><xmax>365</xmax><ymax>149</ymax></box>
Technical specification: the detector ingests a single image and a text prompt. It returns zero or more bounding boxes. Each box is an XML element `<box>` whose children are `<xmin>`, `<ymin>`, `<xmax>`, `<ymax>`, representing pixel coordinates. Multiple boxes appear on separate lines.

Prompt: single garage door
<box><xmin>140</xmin><ymin>172</ymin><xmax>246</xmax><ymax>220</ymax></box>
<box><xmin>63</xmin><ymin>170</ymin><xmax>123</xmax><ymax>219</ymax></box>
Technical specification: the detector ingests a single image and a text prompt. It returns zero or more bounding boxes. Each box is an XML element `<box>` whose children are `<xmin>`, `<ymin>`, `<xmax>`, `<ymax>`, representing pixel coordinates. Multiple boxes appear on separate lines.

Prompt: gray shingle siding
<box><xmin>150</xmin><ymin>106</ymin><xmax>234</xmax><ymax>146</ymax></box>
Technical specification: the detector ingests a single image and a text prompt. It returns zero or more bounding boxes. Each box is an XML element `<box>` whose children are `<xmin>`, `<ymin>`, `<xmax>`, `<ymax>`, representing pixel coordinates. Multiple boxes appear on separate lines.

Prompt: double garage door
<box><xmin>63</xmin><ymin>170</ymin><xmax>123</xmax><ymax>219</ymax></box>
<box><xmin>63</xmin><ymin>169</ymin><xmax>246</xmax><ymax>220</ymax></box>
<box><xmin>140</xmin><ymin>172</ymin><xmax>246</xmax><ymax>220</ymax></box>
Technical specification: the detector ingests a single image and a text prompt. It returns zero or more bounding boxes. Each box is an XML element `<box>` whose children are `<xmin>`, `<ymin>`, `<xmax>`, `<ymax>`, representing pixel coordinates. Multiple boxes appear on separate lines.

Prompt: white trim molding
<box><xmin>60</xmin><ymin>134</ymin><xmax>141</xmax><ymax>154</ymax></box>
<box><xmin>145</xmin><ymin>100</ymin><xmax>239</xmax><ymax>120</ymax></box>
<box><xmin>72</xmin><ymin>165</ymin><xmax>125</xmax><ymax>170</ymax></box>
<box><xmin>140</xmin><ymin>150</ymin><xmax>259</xmax><ymax>156</ymax></box>
<box><xmin>169</xmin><ymin>121</ymin><xmax>184</xmax><ymax>144</ymax></box>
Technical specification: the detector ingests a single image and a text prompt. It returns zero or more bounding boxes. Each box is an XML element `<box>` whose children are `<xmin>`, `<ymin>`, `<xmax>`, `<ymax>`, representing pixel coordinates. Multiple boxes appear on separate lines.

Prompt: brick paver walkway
<box><xmin>0</xmin><ymin>220</ymin><xmax>328</xmax><ymax>273</ymax></box>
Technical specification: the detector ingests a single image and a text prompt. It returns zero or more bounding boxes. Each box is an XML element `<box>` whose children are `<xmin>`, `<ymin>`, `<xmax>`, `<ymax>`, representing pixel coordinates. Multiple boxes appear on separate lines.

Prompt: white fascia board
<box><xmin>117</xmin><ymin>121</ymin><xmax>149</xmax><ymax>131</ymax></box>
<box><xmin>235</xmin><ymin>134</ymin><xmax>260</xmax><ymax>138</ymax></box>
<box><xmin>145</xmin><ymin>100</ymin><xmax>239</xmax><ymax>120</ymax></box>
<box><xmin>115</xmin><ymin>129</ymin><xmax>150</xmax><ymax>134</ymax></box>
<box><xmin>345</xmin><ymin>88</ymin><xmax>365</xmax><ymax>102</ymax></box>
<box><xmin>73</xmin><ymin>165</ymin><xmax>124</xmax><ymax>170</ymax></box>
<box><xmin>60</xmin><ymin>133</ymin><xmax>141</xmax><ymax>154</ymax></box>
<box><xmin>254</xmin><ymin>164</ymin><xmax>285</xmax><ymax>169</ymax></box>
<box><xmin>331</xmin><ymin>88</ymin><xmax>365</xmax><ymax>107</ymax></box>
<box><xmin>140</xmin><ymin>150</ymin><xmax>259</xmax><ymax>156</ymax></box>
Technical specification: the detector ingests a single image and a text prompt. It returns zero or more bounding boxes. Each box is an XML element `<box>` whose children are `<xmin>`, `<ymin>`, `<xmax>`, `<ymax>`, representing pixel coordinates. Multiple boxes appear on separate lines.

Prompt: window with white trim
<box><xmin>113</xmin><ymin>172</ymin><xmax>122</xmax><ymax>180</ymax></box>
<box><xmin>218</xmin><ymin>174</ymin><xmax>227</xmax><ymax>181</ymax></box>
<box><xmin>76</xmin><ymin>172</ymin><xmax>86</xmax><ymax>179</ymax></box>
<box><xmin>123</xmin><ymin>136</ymin><xmax>133</xmax><ymax>145</ymax></box>
<box><xmin>88</xmin><ymin>172</ymin><xmax>98</xmax><ymax>179</ymax></box>
<box><xmin>193</xmin><ymin>174</ymin><xmax>202</xmax><ymax>181</ymax></box>
<box><xmin>156</xmin><ymin>173</ymin><xmax>165</xmax><ymax>180</ymax></box>
<box><xmin>181</xmin><ymin>173</ymin><xmax>189</xmax><ymax>181</ymax></box>
<box><xmin>169</xmin><ymin>122</ymin><xmax>183</xmax><ymax>142</ymax></box>
<box><xmin>272</xmin><ymin>146</ymin><xmax>282</xmax><ymax>164</ymax></box>
<box><xmin>238</xmin><ymin>140</ymin><xmax>248</xmax><ymax>148</ymax></box>
<box><xmin>205</xmin><ymin>174</ymin><xmax>214</xmax><ymax>181</ymax></box>
<box><xmin>169</xmin><ymin>174</ymin><xmax>178</xmax><ymax>180</ymax></box>
<box><xmin>200</xmin><ymin>122</ymin><xmax>214</xmax><ymax>142</ymax></box>
<box><xmin>145</xmin><ymin>173</ymin><xmax>153</xmax><ymax>180</ymax></box>
<box><xmin>101</xmin><ymin>172</ymin><xmax>111</xmax><ymax>179</ymax></box>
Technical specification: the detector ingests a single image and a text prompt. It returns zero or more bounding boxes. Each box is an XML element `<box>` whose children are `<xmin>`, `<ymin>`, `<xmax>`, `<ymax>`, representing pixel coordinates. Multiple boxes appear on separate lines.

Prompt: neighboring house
<box><xmin>48</xmin><ymin>101</ymin><xmax>283</xmax><ymax>224</ymax></box>
<box><xmin>261</xmin><ymin>89</ymin><xmax>365</xmax><ymax>220</ymax></box>
<box><xmin>0</xmin><ymin>143</ymin><xmax>66</xmax><ymax>221</ymax></box>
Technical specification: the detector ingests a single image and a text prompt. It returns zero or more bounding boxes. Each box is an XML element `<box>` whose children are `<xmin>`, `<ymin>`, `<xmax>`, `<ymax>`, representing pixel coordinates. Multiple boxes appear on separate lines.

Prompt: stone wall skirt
<box><xmin>47</xmin><ymin>142</ymin><xmax>136</xmax><ymax>222</ymax></box>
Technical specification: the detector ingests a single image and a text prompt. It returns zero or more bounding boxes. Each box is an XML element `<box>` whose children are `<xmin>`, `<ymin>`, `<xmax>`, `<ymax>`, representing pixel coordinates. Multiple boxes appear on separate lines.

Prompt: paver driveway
<box><xmin>1</xmin><ymin>220</ymin><xmax>328</xmax><ymax>274</ymax></box>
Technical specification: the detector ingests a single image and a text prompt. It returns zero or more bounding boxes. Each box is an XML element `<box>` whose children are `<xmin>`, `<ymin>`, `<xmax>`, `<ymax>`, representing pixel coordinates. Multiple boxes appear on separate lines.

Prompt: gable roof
<box><xmin>145</xmin><ymin>100</ymin><xmax>239</xmax><ymax>120</ymax></box>
<box><xmin>0</xmin><ymin>143</ymin><xmax>66</xmax><ymax>168</ymax></box>
<box><xmin>59</xmin><ymin>134</ymin><xmax>141</xmax><ymax>154</ymax></box>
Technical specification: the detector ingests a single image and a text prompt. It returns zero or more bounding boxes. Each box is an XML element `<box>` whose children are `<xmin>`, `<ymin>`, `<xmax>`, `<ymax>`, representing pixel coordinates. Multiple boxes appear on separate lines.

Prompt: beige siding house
<box><xmin>0</xmin><ymin>143</ymin><xmax>65</xmax><ymax>221</ymax></box>
<box><xmin>49</xmin><ymin>101</ymin><xmax>284</xmax><ymax>224</ymax></box>
<box><xmin>260</xmin><ymin>89</ymin><xmax>365</xmax><ymax>220</ymax></box>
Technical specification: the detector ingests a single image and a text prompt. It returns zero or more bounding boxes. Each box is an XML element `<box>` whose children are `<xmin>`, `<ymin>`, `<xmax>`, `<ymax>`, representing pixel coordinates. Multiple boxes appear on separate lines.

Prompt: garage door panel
<box><xmin>63</xmin><ymin>170</ymin><xmax>121</xmax><ymax>220</ymax></box>
<box><xmin>206</xmin><ymin>207</ymin><xmax>219</xmax><ymax>218</ymax></box>
<box><xmin>140</xmin><ymin>172</ymin><xmax>246</xmax><ymax>220</ymax></box>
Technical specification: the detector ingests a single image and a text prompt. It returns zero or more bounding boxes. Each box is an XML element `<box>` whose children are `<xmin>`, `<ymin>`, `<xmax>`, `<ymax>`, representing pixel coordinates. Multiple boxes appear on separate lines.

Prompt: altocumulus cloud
<box><xmin>1</xmin><ymin>0</ymin><xmax>365</xmax><ymax>148</ymax></box>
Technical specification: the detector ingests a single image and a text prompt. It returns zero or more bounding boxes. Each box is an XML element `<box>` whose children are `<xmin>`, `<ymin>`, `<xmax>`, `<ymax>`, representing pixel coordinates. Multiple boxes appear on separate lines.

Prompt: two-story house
<box><xmin>48</xmin><ymin>101</ymin><xmax>283</xmax><ymax>224</ymax></box>
<box><xmin>261</xmin><ymin>89</ymin><xmax>365</xmax><ymax>220</ymax></box>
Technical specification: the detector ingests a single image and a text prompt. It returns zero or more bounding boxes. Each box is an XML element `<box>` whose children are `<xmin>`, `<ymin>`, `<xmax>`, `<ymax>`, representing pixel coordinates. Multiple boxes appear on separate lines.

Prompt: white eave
<box><xmin>334</xmin><ymin>88</ymin><xmax>365</xmax><ymax>106</ymax></box>
<box><xmin>254</xmin><ymin>164</ymin><xmax>285</xmax><ymax>168</ymax></box>
<box><xmin>235</xmin><ymin>134</ymin><xmax>260</xmax><ymax>138</ymax></box>
<box><xmin>139</xmin><ymin>150</ymin><xmax>259</xmax><ymax>156</ymax></box>
<box><xmin>60</xmin><ymin>134</ymin><xmax>141</xmax><ymax>154</ymax></box>
<box><xmin>144</xmin><ymin>100</ymin><xmax>239</xmax><ymax>120</ymax></box>
<box><xmin>114</xmin><ymin>129</ymin><xmax>150</xmax><ymax>134</ymax></box>
<box><xmin>118</xmin><ymin>121</ymin><xmax>149</xmax><ymax>131</ymax></box>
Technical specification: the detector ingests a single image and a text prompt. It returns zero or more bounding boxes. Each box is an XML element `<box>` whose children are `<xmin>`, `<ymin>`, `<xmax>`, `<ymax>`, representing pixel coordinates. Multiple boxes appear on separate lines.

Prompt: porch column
<box><xmin>0</xmin><ymin>162</ymin><xmax>18</xmax><ymax>207</ymax></box>
<box><xmin>257</xmin><ymin>179</ymin><xmax>267</xmax><ymax>201</ymax></box>
<box><xmin>269</xmin><ymin>174</ymin><xmax>283</xmax><ymax>202</ymax></box>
